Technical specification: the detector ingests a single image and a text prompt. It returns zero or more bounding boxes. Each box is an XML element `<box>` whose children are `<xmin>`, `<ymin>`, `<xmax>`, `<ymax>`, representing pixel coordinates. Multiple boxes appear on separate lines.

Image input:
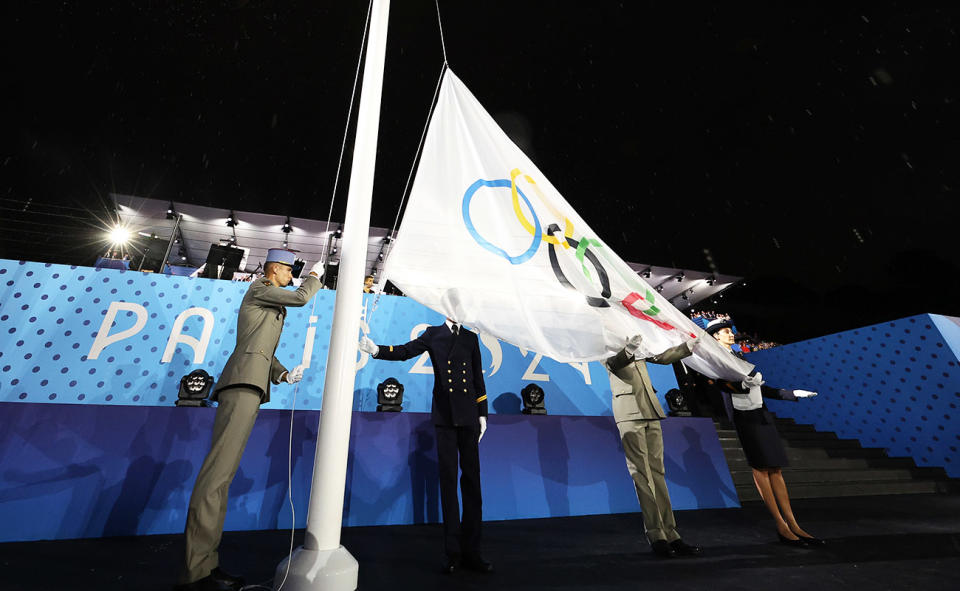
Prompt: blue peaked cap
<box><xmin>265</xmin><ymin>248</ymin><xmax>296</xmax><ymax>266</ymax></box>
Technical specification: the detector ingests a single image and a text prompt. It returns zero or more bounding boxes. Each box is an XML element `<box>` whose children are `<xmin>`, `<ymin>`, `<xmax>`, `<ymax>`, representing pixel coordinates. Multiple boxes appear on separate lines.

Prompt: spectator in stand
<box><xmin>363</xmin><ymin>274</ymin><xmax>376</xmax><ymax>294</ymax></box>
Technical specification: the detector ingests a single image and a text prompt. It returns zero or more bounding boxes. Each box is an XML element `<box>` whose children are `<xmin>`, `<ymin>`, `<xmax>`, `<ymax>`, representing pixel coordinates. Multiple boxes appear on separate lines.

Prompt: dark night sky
<box><xmin>2</xmin><ymin>1</ymin><xmax>959</xmax><ymax>344</ymax></box>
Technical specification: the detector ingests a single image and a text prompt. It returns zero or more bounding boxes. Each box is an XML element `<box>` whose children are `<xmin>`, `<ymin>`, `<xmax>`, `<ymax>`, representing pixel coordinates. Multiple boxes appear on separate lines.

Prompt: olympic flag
<box><xmin>381</xmin><ymin>69</ymin><xmax>752</xmax><ymax>381</ymax></box>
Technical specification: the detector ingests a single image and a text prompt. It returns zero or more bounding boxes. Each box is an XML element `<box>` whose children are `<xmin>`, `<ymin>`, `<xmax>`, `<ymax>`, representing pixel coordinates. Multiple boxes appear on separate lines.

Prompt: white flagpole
<box><xmin>275</xmin><ymin>1</ymin><xmax>390</xmax><ymax>589</ymax></box>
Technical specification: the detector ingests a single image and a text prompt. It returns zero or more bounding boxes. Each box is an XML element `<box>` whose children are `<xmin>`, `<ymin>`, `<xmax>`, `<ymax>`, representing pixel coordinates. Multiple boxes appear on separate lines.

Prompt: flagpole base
<box><xmin>273</xmin><ymin>545</ymin><xmax>358</xmax><ymax>591</ymax></box>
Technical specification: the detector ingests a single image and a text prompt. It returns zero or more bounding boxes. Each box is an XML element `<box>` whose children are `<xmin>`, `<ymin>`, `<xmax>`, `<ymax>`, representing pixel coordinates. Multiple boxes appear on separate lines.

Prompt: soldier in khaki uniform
<box><xmin>176</xmin><ymin>249</ymin><xmax>323</xmax><ymax>591</ymax></box>
<box><xmin>605</xmin><ymin>333</ymin><xmax>703</xmax><ymax>559</ymax></box>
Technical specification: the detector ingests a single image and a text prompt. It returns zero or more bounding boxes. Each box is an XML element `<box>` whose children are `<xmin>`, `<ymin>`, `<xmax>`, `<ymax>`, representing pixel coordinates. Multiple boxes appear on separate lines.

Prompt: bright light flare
<box><xmin>108</xmin><ymin>226</ymin><xmax>132</xmax><ymax>245</ymax></box>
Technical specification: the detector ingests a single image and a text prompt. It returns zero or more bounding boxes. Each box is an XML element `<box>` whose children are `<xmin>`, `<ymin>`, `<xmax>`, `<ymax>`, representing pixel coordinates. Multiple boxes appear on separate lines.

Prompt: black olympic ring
<box><xmin>545</xmin><ymin>223</ymin><xmax>612</xmax><ymax>308</ymax></box>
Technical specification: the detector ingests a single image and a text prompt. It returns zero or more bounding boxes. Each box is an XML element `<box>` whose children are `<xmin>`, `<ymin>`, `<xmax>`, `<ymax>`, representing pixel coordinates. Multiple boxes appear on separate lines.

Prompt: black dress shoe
<box><xmin>441</xmin><ymin>556</ymin><xmax>459</xmax><ymax>574</ymax></box>
<box><xmin>778</xmin><ymin>533</ymin><xmax>810</xmax><ymax>548</ymax></box>
<box><xmin>462</xmin><ymin>556</ymin><xmax>494</xmax><ymax>573</ymax></box>
<box><xmin>650</xmin><ymin>539</ymin><xmax>677</xmax><ymax>558</ymax></box>
<box><xmin>669</xmin><ymin>539</ymin><xmax>702</xmax><ymax>556</ymax></box>
<box><xmin>797</xmin><ymin>535</ymin><xmax>826</xmax><ymax>546</ymax></box>
<box><xmin>210</xmin><ymin>567</ymin><xmax>245</xmax><ymax>590</ymax></box>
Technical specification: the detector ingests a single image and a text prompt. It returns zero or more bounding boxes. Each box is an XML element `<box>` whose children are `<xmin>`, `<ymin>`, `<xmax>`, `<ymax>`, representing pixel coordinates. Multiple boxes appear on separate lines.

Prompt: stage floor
<box><xmin>4</xmin><ymin>494</ymin><xmax>959</xmax><ymax>591</ymax></box>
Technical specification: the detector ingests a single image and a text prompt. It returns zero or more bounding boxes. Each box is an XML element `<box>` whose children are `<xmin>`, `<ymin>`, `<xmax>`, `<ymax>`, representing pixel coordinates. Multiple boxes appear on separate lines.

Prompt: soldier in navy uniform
<box><xmin>359</xmin><ymin>320</ymin><xmax>493</xmax><ymax>574</ymax></box>
<box><xmin>705</xmin><ymin>317</ymin><xmax>823</xmax><ymax>547</ymax></box>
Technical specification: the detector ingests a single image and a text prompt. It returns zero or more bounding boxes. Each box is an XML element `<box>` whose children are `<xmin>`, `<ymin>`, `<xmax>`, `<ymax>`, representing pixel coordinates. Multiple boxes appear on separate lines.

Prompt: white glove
<box><xmin>794</xmin><ymin>389</ymin><xmax>818</xmax><ymax>399</ymax></box>
<box><xmin>285</xmin><ymin>365</ymin><xmax>304</xmax><ymax>384</ymax></box>
<box><xmin>741</xmin><ymin>372</ymin><xmax>764</xmax><ymax>389</ymax></box>
<box><xmin>624</xmin><ymin>334</ymin><xmax>643</xmax><ymax>356</ymax></box>
<box><xmin>358</xmin><ymin>336</ymin><xmax>379</xmax><ymax>356</ymax></box>
<box><xmin>478</xmin><ymin>416</ymin><xmax>487</xmax><ymax>442</ymax></box>
<box><xmin>684</xmin><ymin>335</ymin><xmax>702</xmax><ymax>355</ymax></box>
<box><xmin>309</xmin><ymin>260</ymin><xmax>324</xmax><ymax>277</ymax></box>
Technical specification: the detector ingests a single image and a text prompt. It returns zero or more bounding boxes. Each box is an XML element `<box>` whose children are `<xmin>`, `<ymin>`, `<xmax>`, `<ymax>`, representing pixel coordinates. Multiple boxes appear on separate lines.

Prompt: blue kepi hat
<box><xmin>265</xmin><ymin>248</ymin><xmax>296</xmax><ymax>267</ymax></box>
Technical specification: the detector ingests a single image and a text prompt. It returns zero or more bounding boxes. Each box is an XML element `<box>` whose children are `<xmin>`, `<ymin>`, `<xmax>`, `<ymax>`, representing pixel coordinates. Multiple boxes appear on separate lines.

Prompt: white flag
<box><xmin>383</xmin><ymin>69</ymin><xmax>752</xmax><ymax>381</ymax></box>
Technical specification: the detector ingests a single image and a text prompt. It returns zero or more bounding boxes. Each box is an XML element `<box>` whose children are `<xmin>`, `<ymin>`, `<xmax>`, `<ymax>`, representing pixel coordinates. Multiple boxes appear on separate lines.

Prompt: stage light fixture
<box><xmin>655</xmin><ymin>285</ymin><xmax>664</xmax><ymax>293</ymax></box>
<box><xmin>641</xmin><ymin>268</ymin><xmax>651</xmax><ymax>279</ymax></box>
<box><xmin>166</xmin><ymin>201</ymin><xmax>177</xmax><ymax>220</ymax></box>
<box><xmin>521</xmin><ymin>383</ymin><xmax>547</xmax><ymax>415</ymax></box>
<box><xmin>282</xmin><ymin>217</ymin><xmax>292</xmax><ymax>233</ymax></box>
<box><xmin>665</xmin><ymin>388</ymin><xmax>692</xmax><ymax>417</ymax></box>
<box><xmin>705</xmin><ymin>276</ymin><xmax>716</xmax><ymax>286</ymax></box>
<box><xmin>377</xmin><ymin>253</ymin><xmax>384</xmax><ymax>261</ymax></box>
<box><xmin>176</xmin><ymin>369</ymin><xmax>214</xmax><ymax>407</ymax></box>
<box><xmin>226</xmin><ymin>211</ymin><xmax>239</xmax><ymax>227</ymax></box>
<box><xmin>376</xmin><ymin>377</ymin><xmax>404</xmax><ymax>412</ymax></box>
<box><xmin>333</xmin><ymin>228</ymin><xmax>343</xmax><ymax>239</ymax></box>
<box><xmin>675</xmin><ymin>272</ymin><xmax>685</xmax><ymax>282</ymax></box>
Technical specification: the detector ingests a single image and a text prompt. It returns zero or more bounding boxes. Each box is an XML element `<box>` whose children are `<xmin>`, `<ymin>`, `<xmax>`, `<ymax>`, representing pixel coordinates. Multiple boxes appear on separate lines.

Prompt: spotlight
<box><xmin>166</xmin><ymin>201</ymin><xmax>177</xmax><ymax>220</ymax></box>
<box><xmin>521</xmin><ymin>384</ymin><xmax>547</xmax><ymax>414</ymax></box>
<box><xmin>641</xmin><ymin>268</ymin><xmax>651</xmax><ymax>279</ymax></box>
<box><xmin>655</xmin><ymin>284</ymin><xmax>664</xmax><ymax>293</ymax></box>
<box><xmin>675</xmin><ymin>272</ymin><xmax>685</xmax><ymax>282</ymax></box>
<box><xmin>226</xmin><ymin>211</ymin><xmax>239</xmax><ymax>227</ymax></box>
<box><xmin>377</xmin><ymin>253</ymin><xmax>384</xmax><ymax>261</ymax></box>
<box><xmin>705</xmin><ymin>276</ymin><xmax>716</xmax><ymax>286</ymax></box>
<box><xmin>383</xmin><ymin>235</ymin><xmax>393</xmax><ymax>244</ymax></box>
<box><xmin>176</xmin><ymin>369</ymin><xmax>214</xmax><ymax>407</ymax></box>
<box><xmin>681</xmin><ymin>292</ymin><xmax>689</xmax><ymax>301</ymax></box>
<box><xmin>665</xmin><ymin>388</ymin><xmax>692</xmax><ymax>417</ymax></box>
<box><xmin>333</xmin><ymin>228</ymin><xmax>343</xmax><ymax>239</ymax></box>
<box><xmin>331</xmin><ymin>247</ymin><xmax>338</xmax><ymax>255</ymax></box>
<box><xmin>376</xmin><ymin>377</ymin><xmax>404</xmax><ymax>412</ymax></box>
<box><xmin>282</xmin><ymin>238</ymin><xmax>288</xmax><ymax>248</ymax></box>
<box><xmin>282</xmin><ymin>217</ymin><xmax>292</xmax><ymax>233</ymax></box>
<box><xmin>108</xmin><ymin>226</ymin><xmax>132</xmax><ymax>245</ymax></box>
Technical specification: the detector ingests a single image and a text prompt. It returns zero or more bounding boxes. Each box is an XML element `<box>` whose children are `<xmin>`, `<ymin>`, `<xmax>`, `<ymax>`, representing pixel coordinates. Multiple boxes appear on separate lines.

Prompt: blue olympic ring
<box><xmin>461</xmin><ymin>178</ymin><xmax>542</xmax><ymax>265</ymax></box>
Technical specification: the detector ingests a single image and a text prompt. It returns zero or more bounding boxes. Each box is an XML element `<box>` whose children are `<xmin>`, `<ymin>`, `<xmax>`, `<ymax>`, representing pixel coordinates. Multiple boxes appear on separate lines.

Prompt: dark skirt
<box><xmin>733</xmin><ymin>407</ymin><xmax>789</xmax><ymax>469</ymax></box>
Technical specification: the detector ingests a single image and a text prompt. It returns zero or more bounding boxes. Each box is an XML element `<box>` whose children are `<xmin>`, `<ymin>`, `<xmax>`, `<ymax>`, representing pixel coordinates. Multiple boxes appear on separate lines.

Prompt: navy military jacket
<box><xmin>373</xmin><ymin>324</ymin><xmax>488</xmax><ymax>426</ymax></box>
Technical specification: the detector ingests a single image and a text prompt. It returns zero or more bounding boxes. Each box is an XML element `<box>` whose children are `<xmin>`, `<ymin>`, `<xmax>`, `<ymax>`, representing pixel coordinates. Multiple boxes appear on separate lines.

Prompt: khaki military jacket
<box><xmin>605</xmin><ymin>342</ymin><xmax>692</xmax><ymax>422</ymax></box>
<box><xmin>213</xmin><ymin>275</ymin><xmax>321</xmax><ymax>403</ymax></box>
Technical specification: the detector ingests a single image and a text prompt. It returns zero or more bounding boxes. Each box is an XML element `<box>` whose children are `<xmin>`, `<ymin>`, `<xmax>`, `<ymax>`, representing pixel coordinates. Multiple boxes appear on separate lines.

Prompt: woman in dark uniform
<box><xmin>705</xmin><ymin>318</ymin><xmax>824</xmax><ymax>547</ymax></box>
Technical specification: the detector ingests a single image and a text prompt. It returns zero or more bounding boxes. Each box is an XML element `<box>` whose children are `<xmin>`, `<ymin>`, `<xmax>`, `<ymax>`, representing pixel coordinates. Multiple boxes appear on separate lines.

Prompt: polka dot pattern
<box><xmin>0</xmin><ymin>260</ymin><xmax>338</xmax><ymax>409</ymax></box>
<box><xmin>1</xmin><ymin>260</ymin><xmax>627</xmax><ymax>416</ymax></box>
<box><xmin>748</xmin><ymin>314</ymin><xmax>960</xmax><ymax>477</ymax></box>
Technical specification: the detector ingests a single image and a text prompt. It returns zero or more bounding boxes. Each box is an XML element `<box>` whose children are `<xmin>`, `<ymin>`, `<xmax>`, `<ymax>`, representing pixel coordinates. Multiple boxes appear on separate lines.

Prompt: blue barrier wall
<box><xmin>0</xmin><ymin>402</ymin><xmax>738</xmax><ymax>542</ymax></box>
<box><xmin>747</xmin><ymin>314</ymin><xmax>960</xmax><ymax>477</ymax></box>
<box><xmin>0</xmin><ymin>259</ymin><xmax>681</xmax><ymax>416</ymax></box>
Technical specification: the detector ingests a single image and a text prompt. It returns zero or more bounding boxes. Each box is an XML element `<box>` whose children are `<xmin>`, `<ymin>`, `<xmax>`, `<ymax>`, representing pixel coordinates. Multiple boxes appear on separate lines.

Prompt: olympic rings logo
<box><xmin>461</xmin><ymin>169</ymin><xmax>694</xmax><ymax>337</ymax></box>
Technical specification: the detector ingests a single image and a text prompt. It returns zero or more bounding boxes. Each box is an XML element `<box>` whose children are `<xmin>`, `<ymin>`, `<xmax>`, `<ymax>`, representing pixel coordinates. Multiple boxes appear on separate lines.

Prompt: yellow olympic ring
<box><xmin>510</xmin><ymin>168</ymin><xmax>574</xmax><ymax>249</ymax></box>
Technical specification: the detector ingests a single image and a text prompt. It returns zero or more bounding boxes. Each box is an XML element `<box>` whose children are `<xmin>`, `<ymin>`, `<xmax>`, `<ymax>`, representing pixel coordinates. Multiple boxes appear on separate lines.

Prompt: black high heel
<box><xmin>778</xmin><ymin>533</ymin><xmax>810</xmax><ymax>547</ymax></box>
<box><xmin>797</xmin><ymin>534</ymin><xmax>826</xmax><ymax>546</ymax></box>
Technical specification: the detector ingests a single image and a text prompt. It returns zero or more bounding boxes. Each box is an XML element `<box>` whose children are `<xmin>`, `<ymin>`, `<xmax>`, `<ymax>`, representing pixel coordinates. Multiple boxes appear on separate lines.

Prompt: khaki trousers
<box><xmin>616</xmin><ymin>418</ymin><xmax>680</xmax><ymax>544</ymax></box>
<box><xmin>180</xmin><ymin>387</ymin><xmax>261</xmax><ymax>584</ymax></box>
